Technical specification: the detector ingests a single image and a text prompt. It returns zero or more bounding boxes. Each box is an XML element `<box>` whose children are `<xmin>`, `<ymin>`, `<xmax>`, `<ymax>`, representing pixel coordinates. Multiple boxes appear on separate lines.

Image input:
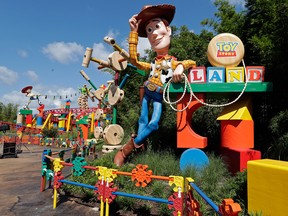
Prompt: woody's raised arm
<box><xmin>129</xmin><ymin>14</ymin><xmax>141</xmax><ymax>32</ymax></box>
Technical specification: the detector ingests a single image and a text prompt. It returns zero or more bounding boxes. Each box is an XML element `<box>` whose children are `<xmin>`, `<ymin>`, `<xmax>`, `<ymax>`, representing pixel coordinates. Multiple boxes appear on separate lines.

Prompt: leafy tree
<box><xmin>265</xmin><ymin>110</ymin><xmax>288</xmax><ymax>160</ymax></box>
<box><xmin>244</xmin><ymin>0</ymin><xmax>288</xmax><ymax>112</ymax></box>
<box><xmin>117</xmin><ymin>66</ymin><xmax>146</xmax><ymax>143</ymax></box>
<box><xmin>0</xmin><ymin>102</ymin><xmax>19</xmax><ymax>122</ymax></box>
<box><xmin>201</xmin><ymin>0</ymin><xmax>245</xmax><ymax>37</ymax></box>
<box><xmin>0</xmin><ymin>102</ymin><xmax>4</xmax><ymax>120</ymax></box>
<box><xmin>170</xmin><ymin>26</ymin><xmax>213</xmax><ymax>66</ymax></box>
<box><xmin>243</xmin><ymin>0</ymin><xmax>288</xmax><ymax>156</ymax></box>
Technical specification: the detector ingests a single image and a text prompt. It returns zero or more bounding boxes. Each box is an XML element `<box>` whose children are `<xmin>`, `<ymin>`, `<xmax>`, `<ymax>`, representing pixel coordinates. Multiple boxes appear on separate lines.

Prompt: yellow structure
<box><xmin>58</xmin><ymin>116</ymin><xmax>66</xmax><ymax>130</ymax></box>
<box><xmin>42</xmin><ymin>113</ymin><xmax>52</xmax><ymax>129</ymax></box>
<box><xmin>66</xmin><ymin>111</ymin><xmax>72</xmax><ymax>132</ymax></box>
<box><xmin>217</xmin><ymin>96</ymin><xmax>252</xmax><ymax>120</ymax></box>
<box><xmin>226</xmin><ymin>67</ymin><xmax>245</xmax><ymax>83</ymax></box>
<box><xmin>247</xmin><ymin>159</ymin><xmax>288</xmax><ymax>215</ymax></box>
<box><xmin>90</xmin><ymin>111</ymin><xmax>95</xmax><ymax>133</ymax></box>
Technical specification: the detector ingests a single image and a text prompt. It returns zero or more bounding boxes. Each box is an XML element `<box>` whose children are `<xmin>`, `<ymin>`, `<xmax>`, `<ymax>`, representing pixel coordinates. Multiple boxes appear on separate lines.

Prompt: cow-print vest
<box><xmin>148</xmin><ymin>57</ymin><xmax>175</xmax><ymax>87</ymax></box>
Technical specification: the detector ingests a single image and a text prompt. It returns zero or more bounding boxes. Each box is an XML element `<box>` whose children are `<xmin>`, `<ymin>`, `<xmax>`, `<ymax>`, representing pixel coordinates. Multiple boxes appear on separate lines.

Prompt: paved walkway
<box><xmin>0</xmin><ymin>144</ymin><xmax>99</xmax><ymax>216</ymax></box>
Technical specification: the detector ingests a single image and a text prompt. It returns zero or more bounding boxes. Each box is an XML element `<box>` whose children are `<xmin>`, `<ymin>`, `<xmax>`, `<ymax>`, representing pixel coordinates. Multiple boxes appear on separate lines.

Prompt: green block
<box><xmin>20</xmin><ymin>109</ymin><xmax>33</xmax><ymax>115</ymax></box>
<box><xmin>128</xmin><ymin>64</ymin><xmax>146</xmax><ymax>76</ymax></box>
<box><xmin>167</xmin><ymin>82</ymin><xmax>273</xmax><ymax>93</ymax></box>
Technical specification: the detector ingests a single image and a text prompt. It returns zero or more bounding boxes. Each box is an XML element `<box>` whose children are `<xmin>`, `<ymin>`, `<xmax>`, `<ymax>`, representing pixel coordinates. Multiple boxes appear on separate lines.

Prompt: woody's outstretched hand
<box><xmin>172</xmin><ymin>64</ymin><xmax>184</xmax><ymax>83</ymax></box>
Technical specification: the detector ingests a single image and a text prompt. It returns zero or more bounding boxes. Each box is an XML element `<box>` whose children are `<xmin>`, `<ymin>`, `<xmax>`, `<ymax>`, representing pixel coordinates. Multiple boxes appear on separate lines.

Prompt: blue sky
<box><xmin>0</xmin><ymin>0</ymin><xmax>245</xmax><ymax>112</ymax></box>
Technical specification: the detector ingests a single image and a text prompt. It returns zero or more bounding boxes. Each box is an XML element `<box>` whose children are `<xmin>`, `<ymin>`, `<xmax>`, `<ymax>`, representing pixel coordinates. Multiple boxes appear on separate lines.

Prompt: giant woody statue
<box><xmin>114</xmin><ymin>4</ymin><xmax>196</xmax><ymax>166</ymax></box>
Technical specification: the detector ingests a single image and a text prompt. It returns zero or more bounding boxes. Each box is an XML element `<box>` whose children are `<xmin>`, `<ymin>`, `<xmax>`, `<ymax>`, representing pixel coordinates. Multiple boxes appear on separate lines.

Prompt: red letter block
<box><xmin>188</xmin><ymin>66</ymin><xmax>206</xmax><ymax>83</ymax></box>
<box><xmin>246</xmin><ymin>66</ymin><xmax>265</xmax><ymax>82</ymax></box>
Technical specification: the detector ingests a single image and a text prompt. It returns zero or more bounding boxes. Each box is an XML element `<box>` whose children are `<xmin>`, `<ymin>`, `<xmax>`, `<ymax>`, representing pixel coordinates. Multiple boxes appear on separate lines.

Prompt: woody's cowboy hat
<box><xmin>136</xmin><ymin>4</ymin><xmax>175</xmax><ymax>37</ymax></box>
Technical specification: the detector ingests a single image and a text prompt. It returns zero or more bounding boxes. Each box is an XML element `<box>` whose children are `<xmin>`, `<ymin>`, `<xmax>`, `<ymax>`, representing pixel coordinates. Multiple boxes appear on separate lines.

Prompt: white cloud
<box><xmin>106</xmin><ymin>29</ymin><xmax>120</xmax><ymax>39</ymax></box>
<box><xmin>18</xmin><ymin>50</ymin><xmax>28</xmax><ymax>58</ymax></box>
<box><xmin>137</xmin><ymin>38</ymin><xmax>151</xmax><ymax>57</ymax></box>
<box><xmin>120</xmin><ymin>38</ymin><xmax>129</xmax><ymax>51</ymax></box>
<box><xmin>1</xmin><ymin>85</ymin><xmax>80</xmax><ymax>112</ymax></box>
<box><xmin>41</xmin><ymin>87</ymin><xmax>78</xmax><ymax>109</ymax></box>
<box><xmin>120</xmin><ymin>37</ymin><xmax>150</xmax><ymax>58</ymax></box>
<box><xmin>92</xmin><ymin>43</ymin><xmax>111</xmax><ymax>61</ymax></box>
<box><xmin>55</xmin><ymin>87</ymin><xmax>77</xmax><ymax>99</ymax></box>
<box><xmin>25</xmin><ymin>70</ymin><xmax>39</xmax><ymax>82</ymax></box>
<box><xmin>42</xmin><ymin>42</ymin><xmax>84</xmax><ymax>64</ymax></box>
<box><xmin>2</xmin><ymin>85</ymin><xmax>46</xmax><ymax>109</ymax></box>
<box><xmin>2</xmin><ymin>90</ymin><xmax>24</xmax><ymax>106</ymax></box>
<box><xmin>0</xmin><ymin>66</ymin><xmax>19</xmax><ymax>85</ymax></box>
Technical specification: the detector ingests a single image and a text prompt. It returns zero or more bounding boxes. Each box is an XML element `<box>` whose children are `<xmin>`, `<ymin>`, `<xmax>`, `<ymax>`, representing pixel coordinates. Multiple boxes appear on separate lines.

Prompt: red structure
<box><xmin>176</xmin><ymin>93</ymin><xmax>207</xmax><ymax>148</ymax></box>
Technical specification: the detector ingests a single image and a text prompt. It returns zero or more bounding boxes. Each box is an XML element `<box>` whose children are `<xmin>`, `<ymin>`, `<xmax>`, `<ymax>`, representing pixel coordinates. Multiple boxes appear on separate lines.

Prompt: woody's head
<box><xmin>135</xmin><ymin>4</ymin><xmax>175</xmax><ymax>38</ymax></box>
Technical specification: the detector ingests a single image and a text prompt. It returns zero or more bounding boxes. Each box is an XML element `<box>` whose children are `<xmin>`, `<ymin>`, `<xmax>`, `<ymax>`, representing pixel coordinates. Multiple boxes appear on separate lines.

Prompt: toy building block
<box><xmin>220</xmin><ymin>120</ymin><xmax>254</xmax><ymax>148</ymax></box>
<box><xmin>246</xmin><ymin>66</ymin><xmax>265</xmax><ymax>82</ymax></box>
<box><xmin>20</xmin><ymin>109</ymin><xmax>33</xmax><ymax>115</ymax></box>
<box><xmin>104</xmin><ymin>36</ymin><xmax>130</xmax><ymax>60</ymax></box>
<box><xmin>248</xmin><ymin>159</ymin><xmax>288</xmax><ymax>215</ymax></box>
<box><xmin>26</xmin><ymin>114</ymin><xmax>33</xmax><ymax>126</ymax></box>
<box><xmin>108</xmin><ymin>51</ymin><xmax>128</xmax><ymax>71</ymax></box>
<box><xmin>103</xmin><ymin>124</ymin><xmax>124</xmax><ymax>145</ymax></box>
<box><xmin>226</xmin><ymin>67</ymin><xmax>245</xmax><ymax>83</ymax></box>
<box><xmin>102</xmin><ymin>144</ymin><xmax>122</xmax><ymax>154</ymax></box>
<box><xmin>188</xmin><ymin>66</ymin><xmax>207</xmax><ymax>83</ymax></box>
<box><xmin>177</xmin><ymin>93</ymin><xmax>207</xmax><ymax>148</ymax></box>
<box><xmin>207</xmin><ymin>67</ymin><xmax>225</xmax><ymax>83</ymax></box>
<box><xmin>179</xmin><ymin>148</ymin><xmax>209</xmax><ymax>171</ymax></box>
<box><xmin>217</xmin><ymin>96</ymin><xmax>253</xmax><ymax>121</ymax></box>
<box><xmin>82</xmin><ymin>47</ymin><xmax>110</xmax><ymax>69</ymax></box>
<box><xmin>221</xmin><ymin>147</ymin><xmax>261</xmax><ymax>174</ymax></box>
<box><xmin>217</xmin><ymin>96</ymin><xmax>254</xmax><ymax>148</ymax></box>
<box><xmin>16</xmin><ymin>114</ymin><xmax>24</xmax><ymax>125</ymax></box>
<box><xmin>217</xmin><ymin>106</ymin><xmax>252</xmax><ymax>120</ymax></box>
<box><xmin>219</xmin><ymin>198</ymin><xmax>242</xmax><ymax>216</ymax></box>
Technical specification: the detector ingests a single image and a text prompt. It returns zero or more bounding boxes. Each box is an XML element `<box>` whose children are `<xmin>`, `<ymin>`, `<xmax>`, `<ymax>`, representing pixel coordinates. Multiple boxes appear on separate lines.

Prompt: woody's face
<box><xmin>145</xmin><ymin>18</ymin><xmax>171</xmax><ymax>53</ymax></box>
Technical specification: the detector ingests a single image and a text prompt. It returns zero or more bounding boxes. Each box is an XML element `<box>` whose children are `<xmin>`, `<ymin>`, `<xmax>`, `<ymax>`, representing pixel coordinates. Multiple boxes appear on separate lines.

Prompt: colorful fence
<box><xmin>0</xmin><ymin>131</ymin><xmax>96</xmax><ymax>153</ymax></box>
<box><xmin>41</xmin><ymin>150</ymin><xmax>241</xmax><ymax>216</ymax></box>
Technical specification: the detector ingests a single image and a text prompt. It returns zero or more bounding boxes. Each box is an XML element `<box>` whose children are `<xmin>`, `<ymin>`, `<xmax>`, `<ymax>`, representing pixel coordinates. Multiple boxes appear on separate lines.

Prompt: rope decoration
<box><xmin>163</xmin><ymin>74</ymin><xmax>193</xmax><ymax>112</ymax></box>
<box><xmin>163</xmin><ymin>59</ymin><xmax>249</xmax><ymax>111</ymax></box>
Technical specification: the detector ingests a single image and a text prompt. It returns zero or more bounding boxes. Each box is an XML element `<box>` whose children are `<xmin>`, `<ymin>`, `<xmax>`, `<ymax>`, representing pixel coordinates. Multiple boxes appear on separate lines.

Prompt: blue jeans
<box><xmin>134</xmin><ymin>87</ymin><xmax>163</xmax><ymax>146</ymax></box>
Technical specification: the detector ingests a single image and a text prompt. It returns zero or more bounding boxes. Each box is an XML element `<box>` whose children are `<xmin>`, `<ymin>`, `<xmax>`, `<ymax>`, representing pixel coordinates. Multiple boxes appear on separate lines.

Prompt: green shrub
<box><xmin>41</xmin><ymin>127</ymin><xmax>59</xmax><ymax>138</ymax></box>
<box><xmin>63</xmin><ymin>150</ymin><xmax>249</xmax><ymax>215</ymax></box>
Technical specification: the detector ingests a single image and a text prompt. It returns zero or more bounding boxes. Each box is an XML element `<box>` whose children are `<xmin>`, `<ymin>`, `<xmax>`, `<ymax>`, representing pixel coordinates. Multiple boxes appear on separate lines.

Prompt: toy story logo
<box><xmin>216</xmin><ymin>42</ymin><xmax>238</xmax><ymax>57</ymax></box>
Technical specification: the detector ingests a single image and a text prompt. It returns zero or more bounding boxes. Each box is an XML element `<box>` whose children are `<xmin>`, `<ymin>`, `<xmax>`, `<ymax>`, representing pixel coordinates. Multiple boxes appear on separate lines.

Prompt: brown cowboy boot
<box><xmin>114</xmin><ymin>137</ymin><xmax>144</xmax><ymax>167</ymax></box>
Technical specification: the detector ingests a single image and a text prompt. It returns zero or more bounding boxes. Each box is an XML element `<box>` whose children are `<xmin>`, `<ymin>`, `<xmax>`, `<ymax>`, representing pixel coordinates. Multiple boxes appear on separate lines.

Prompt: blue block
<box><xmin>36</xmin><ymin>116</ymin><xmax>43</xmax><ymax>126</ymax></box>
<box><xmin>180</xmin><ymin>148</ymin><xmax>209</xmax><ymax>171</ymax></box>
<box><xmin>207</xmin><ymin>67</ymin><xmax>225</xmax><ymax>83</ymax></box>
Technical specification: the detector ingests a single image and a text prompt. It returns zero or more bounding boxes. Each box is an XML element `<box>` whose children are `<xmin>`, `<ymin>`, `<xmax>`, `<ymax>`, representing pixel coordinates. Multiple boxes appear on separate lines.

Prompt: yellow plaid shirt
<box><xmin>129</xmin><ymin>31</ymin><xmax>196</xmax><ymax>87</ymax></box>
